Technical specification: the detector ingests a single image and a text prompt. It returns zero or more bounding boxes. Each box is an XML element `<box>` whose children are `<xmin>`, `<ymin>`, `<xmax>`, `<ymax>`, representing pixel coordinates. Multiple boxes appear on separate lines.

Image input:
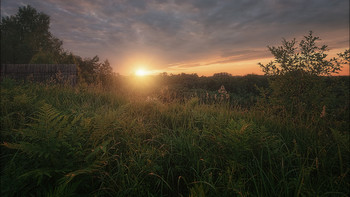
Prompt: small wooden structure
<box><xmin>0</xmin><ymin>64</ymin><xmax>77</xmax><ymax>85</ymax></box>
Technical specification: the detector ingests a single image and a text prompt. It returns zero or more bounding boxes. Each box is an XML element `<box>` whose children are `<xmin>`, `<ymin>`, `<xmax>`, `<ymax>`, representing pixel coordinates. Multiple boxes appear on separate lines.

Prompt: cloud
<box><xmin>1</xmin><ymin>0</ymin><xmax>348</xmax><ymax>75</ymax></box>
<box><xmin>206</xmin><ymin>50</ymin><xmax>271</xmax><ymax>65</ymax></box>
<box><xmin>168</xmin><ymin>63</ymin><xmax>202</xmax><ymax>70</ymax></box>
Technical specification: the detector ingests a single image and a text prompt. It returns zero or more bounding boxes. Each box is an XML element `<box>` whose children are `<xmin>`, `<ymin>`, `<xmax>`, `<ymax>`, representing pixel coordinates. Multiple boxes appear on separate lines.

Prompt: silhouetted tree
<box><xmin>259</xmin><ymin>31</ymin><xmax>345</xmax><ymax>119</ymax></box>
<box><xmin>1</xmin><ymin>5</ymin><xmax>63</xmax><ymax>63</ymax></box>
<box><xmin>338</xmin><ymin>49</ymin><xmax>350</xmax><ymax>64</ymax></box>
<box><xmin>97</xmin><ymin>59</ymin><xmax>114</xmax><ymax>88</ymax></box>
<box><xmin>259</xmin><ymin>31</ymin><xmax>342</xmax><ymax>76</ymax></box>
<box><xmin>1</xmin><ymin>5</ymin><xmax>117</xmax><ymax>88</ymax></box>
<box><xmin>74</xmin><ymin>55</ymin><xmax>100</xmax><ymax>84</ymax></box>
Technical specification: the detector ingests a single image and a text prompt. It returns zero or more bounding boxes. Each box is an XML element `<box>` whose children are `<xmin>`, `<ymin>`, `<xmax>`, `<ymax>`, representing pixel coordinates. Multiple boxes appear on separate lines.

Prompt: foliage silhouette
<box><xmin>258</xmin><ymin>31</ymin><xmax>347</xmax><ymax>120</ymax></box>
<box><xmin>1</xmin><ymin>5</ymin><xmax>115</xmax><ymax>89</ymax></box>
<box><xmin>259</xmin><ymin>31</ymin><xmax>342</xmax><ymax>76</ymax></box>
<box><xmin>1</xmin><ymin>5</ymin><xmax>62</xmax><ymax>64</ymax></box>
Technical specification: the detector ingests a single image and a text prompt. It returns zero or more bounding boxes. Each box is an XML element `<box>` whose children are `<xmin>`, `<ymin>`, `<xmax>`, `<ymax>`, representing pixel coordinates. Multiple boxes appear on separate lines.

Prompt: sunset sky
<box><xmin>1</xmin><ymin>0</ymin><xmax>349</xmax><ymax>76</ymax></box>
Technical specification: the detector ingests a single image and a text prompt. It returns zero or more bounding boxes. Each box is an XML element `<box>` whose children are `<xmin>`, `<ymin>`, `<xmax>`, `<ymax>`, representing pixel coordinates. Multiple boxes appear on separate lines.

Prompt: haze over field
<box><xmin>1</xmin><ymin>0</ymin><xmax>349</xmax><ymax>75</ymax></box>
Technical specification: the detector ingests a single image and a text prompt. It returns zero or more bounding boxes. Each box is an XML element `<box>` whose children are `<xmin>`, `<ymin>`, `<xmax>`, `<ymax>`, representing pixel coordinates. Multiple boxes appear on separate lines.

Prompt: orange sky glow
<box><xmin>3</xmin><ymin>1</ymin><xmax>348</xmax><ymax>77</ymax></box>
<box><xmin>124</xmin><ymin>48</ymin><xmax>349</xmax><ymax>76</ymax></box>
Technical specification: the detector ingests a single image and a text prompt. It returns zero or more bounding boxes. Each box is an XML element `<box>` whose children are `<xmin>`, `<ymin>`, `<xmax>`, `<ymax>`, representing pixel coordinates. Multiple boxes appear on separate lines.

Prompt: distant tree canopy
<box><xmin>1</xmin><ymin>5</ymin><xmax>114</xmax><ymax>87</ymax></box>
<box><xmin>213</xmin><ymin>72</ymin><xmax>232</xmax><ymax>77</ymax></box>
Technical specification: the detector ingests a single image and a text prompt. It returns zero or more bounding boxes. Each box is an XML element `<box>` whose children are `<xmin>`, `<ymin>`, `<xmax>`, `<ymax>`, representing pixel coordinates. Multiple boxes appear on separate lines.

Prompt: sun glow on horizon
<box><xmin>135</xmin><ymin>69</ymin><xmax>148</xmax><ymax>76</ymax></box>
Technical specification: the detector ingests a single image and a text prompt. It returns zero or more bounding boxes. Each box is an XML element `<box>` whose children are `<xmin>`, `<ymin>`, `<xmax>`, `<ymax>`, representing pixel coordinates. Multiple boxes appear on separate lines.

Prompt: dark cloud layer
<box><xmin>1</xmin><ymin>0</ymin><xmax>349</xmax><ymax>75</ymax></box>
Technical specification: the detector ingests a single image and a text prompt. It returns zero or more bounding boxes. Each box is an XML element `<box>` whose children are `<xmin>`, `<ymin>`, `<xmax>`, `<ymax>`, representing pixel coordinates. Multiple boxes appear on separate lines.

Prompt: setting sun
<box><xmin>135</xmin><ymin>69</ymin><xmax>148</xmax><ymax>76</ymax></box>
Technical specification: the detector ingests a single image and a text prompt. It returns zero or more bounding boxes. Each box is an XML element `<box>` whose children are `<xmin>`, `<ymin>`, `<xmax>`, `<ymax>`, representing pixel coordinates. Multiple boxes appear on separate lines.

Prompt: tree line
<box><xmin>1</xmin><ymin>5</ymin><xmax>114</xmax><ymax>88</ymax></box>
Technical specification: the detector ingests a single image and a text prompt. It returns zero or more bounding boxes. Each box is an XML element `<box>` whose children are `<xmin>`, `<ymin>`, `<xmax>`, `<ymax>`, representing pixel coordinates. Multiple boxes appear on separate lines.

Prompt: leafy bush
<box><xmin>258</xmin><ymin>32</ymin><xmax>348</xmax><ymax>122</ymax></box>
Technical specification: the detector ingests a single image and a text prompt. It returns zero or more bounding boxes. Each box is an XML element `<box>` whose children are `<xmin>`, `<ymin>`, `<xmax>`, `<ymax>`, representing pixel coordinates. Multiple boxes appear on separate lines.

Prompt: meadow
<box><xmin>0</xmin><ymin>77</ymin><xmax>349</xmax><ymax>197</ymax></box>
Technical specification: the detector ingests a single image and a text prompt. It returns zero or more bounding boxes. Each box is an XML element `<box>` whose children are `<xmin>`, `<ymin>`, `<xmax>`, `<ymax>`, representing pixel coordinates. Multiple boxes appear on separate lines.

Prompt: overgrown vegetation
<box><xmin>1</xmin><ymin>76</ymin><xmax>349</xmax><ymax>196</ymax></box>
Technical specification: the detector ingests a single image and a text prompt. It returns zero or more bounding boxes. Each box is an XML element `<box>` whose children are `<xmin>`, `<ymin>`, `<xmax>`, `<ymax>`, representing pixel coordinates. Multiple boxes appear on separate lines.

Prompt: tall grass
<box><xmin>1</xmin><ymin>79</ymin><xmax>349</xmax><ymax>196</ymax></box>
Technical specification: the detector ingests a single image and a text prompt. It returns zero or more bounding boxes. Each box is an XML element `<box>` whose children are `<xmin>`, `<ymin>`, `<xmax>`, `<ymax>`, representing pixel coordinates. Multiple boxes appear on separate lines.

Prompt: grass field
<box><xmin>1</xmin><ymin>78</ymin><xmax>349</xmax><ymax>196</ymax></box>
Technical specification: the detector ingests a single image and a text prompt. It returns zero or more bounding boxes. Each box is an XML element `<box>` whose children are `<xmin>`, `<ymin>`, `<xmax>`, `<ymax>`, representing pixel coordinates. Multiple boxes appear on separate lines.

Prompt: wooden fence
<box><xmin>0</xmin><ymin>64</ymin><xmax>77</xmax><ymax>85</ymax></box>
